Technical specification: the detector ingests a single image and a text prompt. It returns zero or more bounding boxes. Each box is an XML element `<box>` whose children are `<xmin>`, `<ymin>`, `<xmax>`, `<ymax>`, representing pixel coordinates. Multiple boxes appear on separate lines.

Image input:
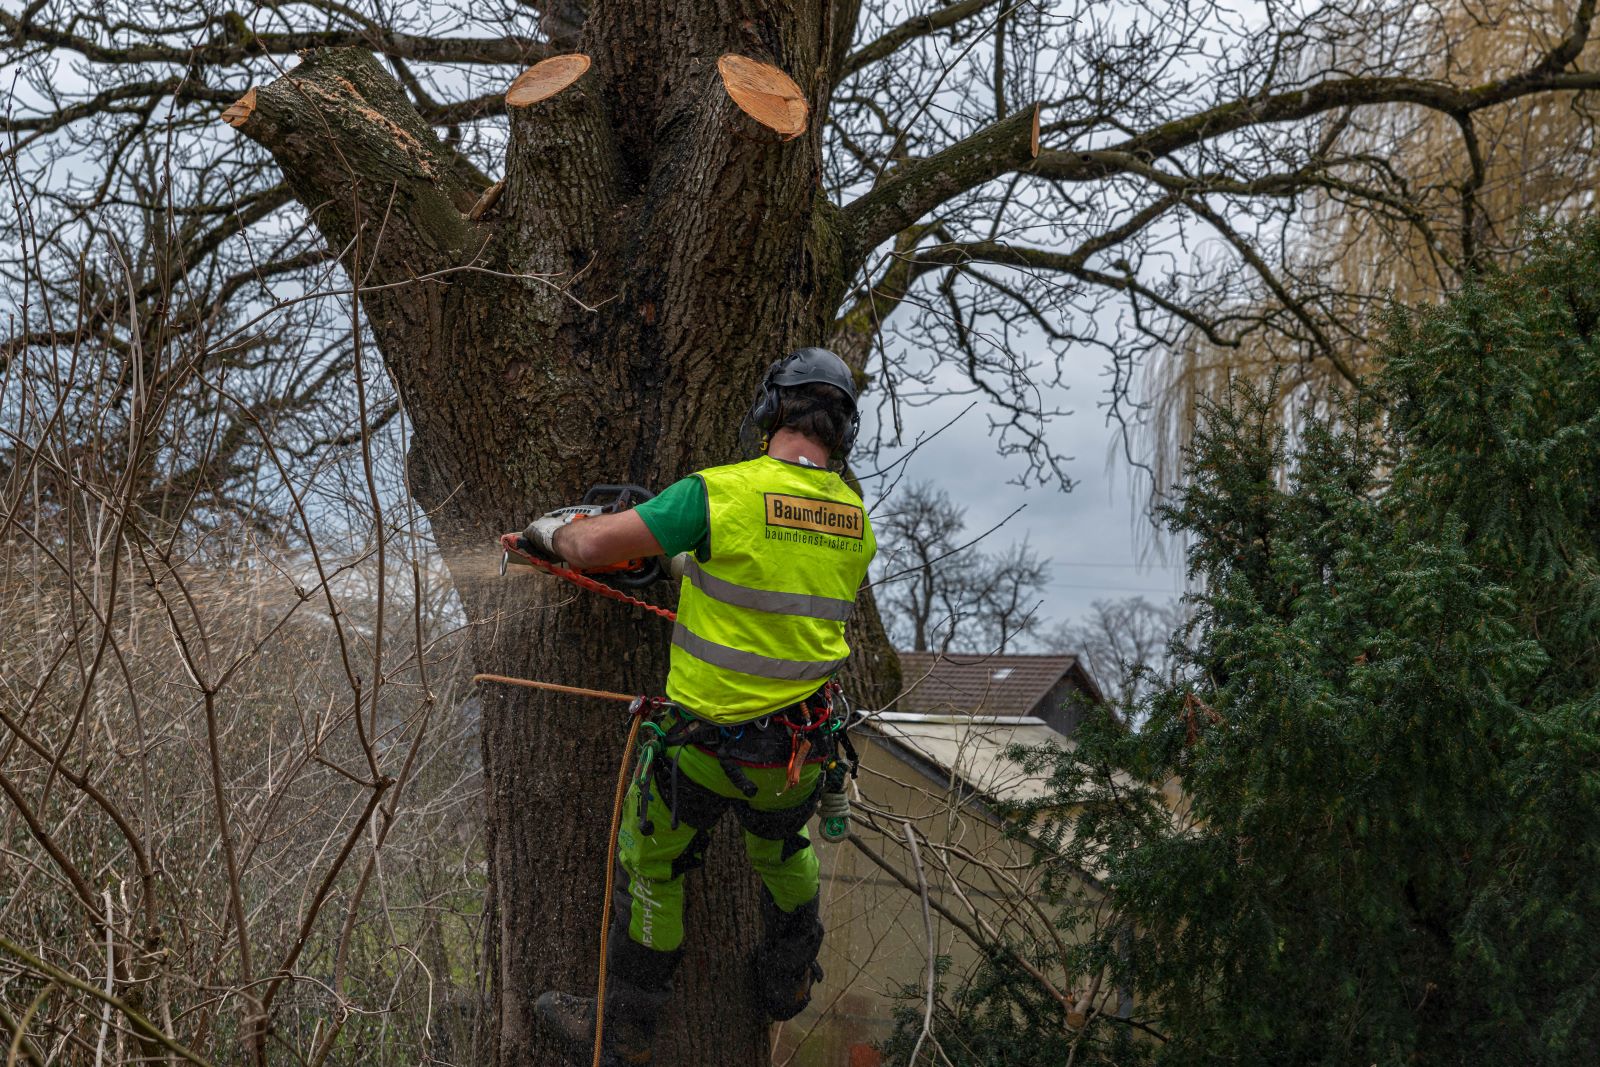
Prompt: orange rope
<box><xmin>594</xmin><ymin>709</ymin><xmax>644</xmax><ymax>1067</ymax></box>
<box><xmin>490</xmin><ymin>532</ymin><xmax>672</xmax><ymax>1063</ymax></box>
<box><xmin>500</xmin><ymin>535</ymin><xmax>677</xmax><ymax>622</ymax></box>
<box><xmin>471</xmin><ymin>673</ymin><xmax>638</xmax><ymax>703</ymax></box>
<box><xmin>472</xmin><ymin>672</ymin><xmax>653</xmax><ymax>1066</ymax></box>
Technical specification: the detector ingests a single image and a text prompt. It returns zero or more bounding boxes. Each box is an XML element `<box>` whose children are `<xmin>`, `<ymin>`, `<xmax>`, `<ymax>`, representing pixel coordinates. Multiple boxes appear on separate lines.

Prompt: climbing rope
<box><xmin>594</xmin><ymin>702</ymin><xmax>649</xmax><ymax>1067</ymax></box>
<box><xmin>472</xmin><ymin>674</ymin><xmax>657</xmax><ymax>1067</ymax></box>
<box><xmin>499</xmin><ymin>533</ymin><xmax>677</xmax><ymax>622</ymax></box>
<box><xmin>488</xmin><ymin>528</ymin><xmax>674</xmax><ymax>1062</ymax></box>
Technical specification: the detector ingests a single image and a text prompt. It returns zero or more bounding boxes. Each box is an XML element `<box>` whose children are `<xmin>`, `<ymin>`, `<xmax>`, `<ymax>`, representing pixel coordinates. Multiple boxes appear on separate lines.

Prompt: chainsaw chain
<box><xmin>502</xmin><ymin>538</ymin><xmax>678</xmax><ymax>622</ymax></box>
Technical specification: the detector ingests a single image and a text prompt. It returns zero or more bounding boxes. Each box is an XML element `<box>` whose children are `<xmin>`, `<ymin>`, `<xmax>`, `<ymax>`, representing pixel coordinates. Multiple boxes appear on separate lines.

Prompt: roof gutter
<box><xmin>870</xmin><ymin>712</ymin><xmax>1051</xmax><ymax>727</ymax></box>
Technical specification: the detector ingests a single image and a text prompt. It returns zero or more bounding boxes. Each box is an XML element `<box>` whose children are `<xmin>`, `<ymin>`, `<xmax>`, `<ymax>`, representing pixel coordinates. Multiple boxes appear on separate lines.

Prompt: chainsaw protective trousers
<box><xmin>615</xmin><ymin>741</ymin><xmax>821</xmax><ymax>953</ymax></box>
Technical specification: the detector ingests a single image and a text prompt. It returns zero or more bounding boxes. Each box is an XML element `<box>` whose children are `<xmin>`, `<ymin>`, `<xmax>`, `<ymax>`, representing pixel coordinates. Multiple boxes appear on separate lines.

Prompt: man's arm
<box><xmin>522</xmin><ymin>475</ymin><xmax>707</xmax><ymax>568</ymax></box>
<box><xmin>551</xmin><ymin>511</ymin><xmax>665</xmax><ymax>568</ymax></box>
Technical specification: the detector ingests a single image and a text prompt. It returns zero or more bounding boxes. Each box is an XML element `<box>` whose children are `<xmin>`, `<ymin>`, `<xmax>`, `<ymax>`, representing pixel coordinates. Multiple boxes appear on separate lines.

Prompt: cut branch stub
<box><xmin>1030</xmin><ymin>101</ymin><xmax>1041</xmax><ymax>158</ymax></box>
<box><xmin>220</xmin><ymin>87</ymin><xmax>257</xmax><ymax>128</ymax></box>
<box><xmin>506</xmin><ymin>54</ymin><xmax>592</xmax><ymax>107</ymax></box>
<box><xmin>468</xmin><ymin>179</ymin><xmax>506</xmax><ymax>221</ymax></box>
<box><xmin>717</xmin><ymin>54</ymin><xmax>808</xmax><ymax>141</ymax></box>
<box><xmin>502</xmin><ymin>49</ymin><xmax>617</xmax><ymax>265</ymax></box>
<box><xmin>230</xmin><ymin>49</ymin><xmax>477</xmax><ymax>269</ymax></box>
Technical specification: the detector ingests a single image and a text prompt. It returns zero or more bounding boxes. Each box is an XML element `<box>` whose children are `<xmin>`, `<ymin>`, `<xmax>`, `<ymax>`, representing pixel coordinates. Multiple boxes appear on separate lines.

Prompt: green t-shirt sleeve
<box><xmin>633</xmin><ymin>476</ymin><xmax>711</xmax><ymax>560</ymax></box>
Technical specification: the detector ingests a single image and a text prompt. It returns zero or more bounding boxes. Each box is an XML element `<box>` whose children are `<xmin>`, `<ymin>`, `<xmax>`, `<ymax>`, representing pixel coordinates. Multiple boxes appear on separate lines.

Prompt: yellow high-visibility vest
<box><xmin>667</xmin><ymin>456</ymin><xmax>876</xmax><ymax>722</ymax></box>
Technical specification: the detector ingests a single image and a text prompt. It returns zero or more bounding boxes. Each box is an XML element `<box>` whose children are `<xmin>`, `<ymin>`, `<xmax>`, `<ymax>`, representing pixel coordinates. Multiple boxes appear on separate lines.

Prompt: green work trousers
<box><xmin>615</xmin><ymin>741</ymin><xmax>821</xmax><ymax>952</ymax></box>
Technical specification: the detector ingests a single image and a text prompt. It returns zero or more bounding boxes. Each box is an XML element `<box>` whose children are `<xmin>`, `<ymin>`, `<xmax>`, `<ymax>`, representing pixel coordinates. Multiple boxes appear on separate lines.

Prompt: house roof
<box><xmin>866</xmin><ymin>714</ymin><xmax>1066</xmax><ymax>807</ymax></box>
<box><xmin>895</xmin><ymin>651</ymin><xmax>1094</xmax><ymax>717</ymax></box>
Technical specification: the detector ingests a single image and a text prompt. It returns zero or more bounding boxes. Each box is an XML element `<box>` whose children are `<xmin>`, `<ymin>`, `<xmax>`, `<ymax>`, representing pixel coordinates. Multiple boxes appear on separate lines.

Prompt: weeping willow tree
<box><xmin>1144</xmin><ymin>0</ymin><xmax>1600</xmax><ymax>494</ymax></box>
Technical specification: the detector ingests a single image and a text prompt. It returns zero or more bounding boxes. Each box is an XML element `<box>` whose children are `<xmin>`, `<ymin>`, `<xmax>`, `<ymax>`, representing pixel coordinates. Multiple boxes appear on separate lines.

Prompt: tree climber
<box><xmin>521</xmin><ymin>348</ymin><xmax>877</xmax><ymax>1066</ymax></box>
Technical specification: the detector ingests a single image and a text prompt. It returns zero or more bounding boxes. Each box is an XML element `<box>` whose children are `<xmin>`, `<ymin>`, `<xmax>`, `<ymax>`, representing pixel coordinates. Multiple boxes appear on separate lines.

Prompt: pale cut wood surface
<box><xmin>506</xmin><ymin>53</ymin><xmax>592</xmax><ymax>107</ymax></box>
<box><xmin>220</xmin><ymin>87</ymin><xmax>256</xmax><ymax>128</ymax></box>
<box><xmin>717</xmin><ymin>54</ymin><xmax>808</xmax><ymax>139</ymax></box>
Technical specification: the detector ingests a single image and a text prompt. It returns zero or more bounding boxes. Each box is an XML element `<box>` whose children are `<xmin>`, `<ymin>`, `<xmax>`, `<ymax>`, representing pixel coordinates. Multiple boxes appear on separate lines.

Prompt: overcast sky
<box><xmin>859</xmin><ymin>339</ymin><xmax>1189</xmax><ymax>642</ymax></box>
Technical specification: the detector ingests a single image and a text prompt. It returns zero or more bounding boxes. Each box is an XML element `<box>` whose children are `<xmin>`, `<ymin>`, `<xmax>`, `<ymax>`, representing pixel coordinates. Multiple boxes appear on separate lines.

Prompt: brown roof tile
<box><xmin>895</xmin><ymin>651</ymin><xmax>1086</xmax><ymax>717</ymax></box>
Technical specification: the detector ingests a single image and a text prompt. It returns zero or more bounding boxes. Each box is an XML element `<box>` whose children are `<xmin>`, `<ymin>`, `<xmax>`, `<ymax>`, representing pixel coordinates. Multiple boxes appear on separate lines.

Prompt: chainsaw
<box><xmin>500</xmin><ymin>483</ymin><xmax>666</xmax><ymax>589</ymax></box>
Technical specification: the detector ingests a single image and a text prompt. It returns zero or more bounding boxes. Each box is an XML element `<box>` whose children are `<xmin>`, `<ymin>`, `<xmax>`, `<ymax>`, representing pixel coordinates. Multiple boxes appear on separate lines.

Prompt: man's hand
<box><xmin>520</xmin><ymin>512</ymin><xmax>573</xmax><ymax>563</ymax></box>
<box><xmin>520</xmin><ymin>508</ymin><xmax>667</xmax><ymax>569</ymax></box>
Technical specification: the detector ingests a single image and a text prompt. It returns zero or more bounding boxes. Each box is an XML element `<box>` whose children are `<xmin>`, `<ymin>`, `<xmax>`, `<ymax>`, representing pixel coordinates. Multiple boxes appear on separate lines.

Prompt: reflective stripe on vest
<box><xmin>671</xmin><ymin>627</ymin><xmax>848</xmax><ymax>681</ymax></box>
<box><xmin>683</xmin><ymin>557</ymin><xmax>856</xmax><ymax>622</ymax></box>
<box><xmin>665</xmin><ymin>456</ymin><xmax>876</xmax><ymax>722</ymax></box>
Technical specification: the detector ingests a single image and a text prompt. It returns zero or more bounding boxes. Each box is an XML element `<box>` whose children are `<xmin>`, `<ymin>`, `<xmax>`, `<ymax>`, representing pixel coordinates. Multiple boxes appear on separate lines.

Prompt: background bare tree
<box><xmin>0</xmin><ymin>168</ymin><xmax>489</xmax><ymax>1064</ymax></box>
<box><xmin>874</xmin><ymin>481</ymin><xmax>1049</xmax><ymax>653</ymax></box>
<box><xmin>1046</xmin><ymin>595</ymin><xmax>1186</xmax><ymax>711</ymax></box>
<box><xmin>874</xmin><ymin>481</ymin><xmax>966</xmax><ymax>653</ymax></box>
<box><xmin>8</xmin><ymin>1</ymin><xmax>1600</xmax><ymax>1064</ymax></box>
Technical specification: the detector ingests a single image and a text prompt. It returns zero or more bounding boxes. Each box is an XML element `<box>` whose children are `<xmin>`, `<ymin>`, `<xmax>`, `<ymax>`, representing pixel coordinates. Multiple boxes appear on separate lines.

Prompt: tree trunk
<box><xmin>231</xmin><ymin>8</ymin><xmax>898</xmax><ymax>1063</ymax></box>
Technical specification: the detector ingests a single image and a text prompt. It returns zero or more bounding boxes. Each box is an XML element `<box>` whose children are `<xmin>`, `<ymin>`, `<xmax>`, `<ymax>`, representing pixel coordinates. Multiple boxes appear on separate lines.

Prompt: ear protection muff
<box><xmin>839</xmin><ymin>407</ymin><xmax>860</xmax><ymax>459</ymax></box>
<box><xmin>738</xmin><ymin>357</ymin><xmax>789</xmax><ymax>455</ymax></box>
<box><xmin>738</xmin><ymin>347</ymin><xmax>860</xmax><ymax>461</ymax></box>
<box><xmin>750</xmin><ymin>357</ymin><xmax>788</xmax><ymax>438</ymax></box>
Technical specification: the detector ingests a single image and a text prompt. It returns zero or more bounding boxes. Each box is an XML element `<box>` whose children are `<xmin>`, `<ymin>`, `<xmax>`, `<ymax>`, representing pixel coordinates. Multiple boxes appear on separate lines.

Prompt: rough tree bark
<box><xmin>229</xmin><ymin>9</ymin><xmax>898</xmax><ymax>1064</ymax></box>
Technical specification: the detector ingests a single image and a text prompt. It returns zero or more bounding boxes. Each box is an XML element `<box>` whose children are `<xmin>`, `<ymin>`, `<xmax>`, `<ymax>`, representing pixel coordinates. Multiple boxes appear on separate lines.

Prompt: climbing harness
<box><xmin>641</xmin><ymin>682</ymin><xmax>862</xmax><ymax>841</ymax></box>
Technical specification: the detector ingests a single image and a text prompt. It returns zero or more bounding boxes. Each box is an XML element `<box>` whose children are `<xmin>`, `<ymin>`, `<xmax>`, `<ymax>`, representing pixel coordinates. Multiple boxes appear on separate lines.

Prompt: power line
<box><xmin>1049</xmin><ymin>560</ymin><xmax>1182</xmax><ymax>570</ymax></box>
<box><xmin>1045</xmin><ymin>581</ymin><xmax>1182</xmax><ymax>594</ymax></box>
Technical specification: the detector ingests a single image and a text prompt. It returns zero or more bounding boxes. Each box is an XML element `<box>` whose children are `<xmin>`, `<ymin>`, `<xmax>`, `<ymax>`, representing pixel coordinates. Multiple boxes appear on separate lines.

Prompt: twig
<box><xmin>0</xmin><ymin>937</ymin><xmax>213</xmax><ymax>1067</ymax></box>
<box><xmin>94</xmin><ymin>889</ymin><xmax>114</xmax><ymax>1067</ymax></box>
<box><xmin>865</xmin><ymin>504</ymin><xmax>1027</xmax><ymax>590</ymax></box>
<box><xmin>846</xmin><ymin>830</ymin><xmax>1072</xmax><ymax>1011</ymax></box>
<box><xmin>3</xmin><ymin>982</ymin><xmax>52</xmax><ymax>1067</ymax></box>
<box><xmin>903</xmin><ymin>820</ymin><xmax>937</xmax><ymax>1067</ymax></box>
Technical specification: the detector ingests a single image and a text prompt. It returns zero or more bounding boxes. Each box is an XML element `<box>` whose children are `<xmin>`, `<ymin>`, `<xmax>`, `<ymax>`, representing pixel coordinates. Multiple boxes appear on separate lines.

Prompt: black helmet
<box><xmin>741</xmin><ymin>347</ymin><xmax>860</xmax><ymax>459</ymax></box>
<box><xmin>769</xmin><ymin>347</ymin><xmax>857</xmax><ymax>400</ymax></box>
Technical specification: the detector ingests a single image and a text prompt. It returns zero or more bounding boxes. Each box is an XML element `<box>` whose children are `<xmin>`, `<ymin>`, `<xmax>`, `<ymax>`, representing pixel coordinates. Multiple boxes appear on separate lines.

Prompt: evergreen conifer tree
<box><xmin>885</xmin><ymin>220</ymin><xmax>1600</xmax><ymax>1066</ymax></box>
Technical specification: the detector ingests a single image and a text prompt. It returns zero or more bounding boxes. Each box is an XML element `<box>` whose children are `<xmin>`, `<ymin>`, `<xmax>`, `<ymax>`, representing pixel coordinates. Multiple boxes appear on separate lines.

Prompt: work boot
<box><xmin>754</xmin><ymin>889</ymin><xmax>825</xmax><ymax>1021</ymax></box>
<box><xmin>535</xmin><ymin>989</ymin><xmax>660</xmax><ymax>1067</ymax></box>
<box><xmin>535</xmin><ymin>926</ymin><xmax>679</xmax><ymax>1067</ymax></box>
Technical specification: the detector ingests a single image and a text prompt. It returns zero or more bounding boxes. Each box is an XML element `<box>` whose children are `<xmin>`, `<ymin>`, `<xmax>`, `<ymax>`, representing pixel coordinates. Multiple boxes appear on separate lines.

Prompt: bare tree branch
<box><xmin>839</xmin><ymin>0</ymin><xmax>1006</xmax><ymax>82</ymax></box>
<box><xmin>1</xmin><ymin>9</ymin><xmax>546</xmax><ymax>66</ymax></box>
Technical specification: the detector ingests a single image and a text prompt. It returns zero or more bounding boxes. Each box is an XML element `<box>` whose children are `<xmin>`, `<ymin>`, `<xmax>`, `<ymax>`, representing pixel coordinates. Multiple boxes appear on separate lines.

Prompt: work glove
<box><xmin>519</xmin><ymin>511</ymin><xmax>574</xmax><ymax>563</ymax></box>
